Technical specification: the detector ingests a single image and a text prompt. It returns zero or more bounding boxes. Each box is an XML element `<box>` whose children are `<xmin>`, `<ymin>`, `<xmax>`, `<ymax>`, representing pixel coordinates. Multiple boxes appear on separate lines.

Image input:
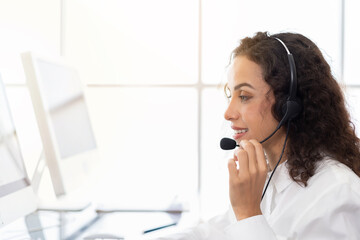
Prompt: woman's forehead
<box><xmin>227</xmin><ymin>56</ymin><xmax>269</xmax><ymax>91</ymax></box>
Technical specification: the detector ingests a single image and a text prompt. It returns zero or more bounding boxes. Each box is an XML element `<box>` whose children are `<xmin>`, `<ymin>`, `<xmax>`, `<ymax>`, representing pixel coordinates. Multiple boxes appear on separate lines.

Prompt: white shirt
<box><xmin>154</xmin><ymin>158</ymin><xmax>360</xmax><ymax>240</ymax></box>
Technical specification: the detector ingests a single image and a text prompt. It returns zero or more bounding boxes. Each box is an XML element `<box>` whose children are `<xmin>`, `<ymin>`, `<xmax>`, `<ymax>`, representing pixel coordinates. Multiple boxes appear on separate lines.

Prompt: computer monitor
<box><xmin>21</xmin><ymin>52</ymin><xmax>99</xmax><ymax>199</ymax></box>
<box><xmin>0</xmin><ymin>73</ymin><xmax>37</xmax><ymax>227</ymax></box>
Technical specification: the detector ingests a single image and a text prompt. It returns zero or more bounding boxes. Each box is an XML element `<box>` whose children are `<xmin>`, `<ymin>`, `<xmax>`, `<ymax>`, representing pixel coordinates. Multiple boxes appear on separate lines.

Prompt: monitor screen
<box><xmin>0</xmin><ymin>73</ymin><xmax>37</xmax><ymax>227</ymax></box>
<box><xmin>36</xmin><ymin>59</ymin><xmax>96</xmax><ymax>159</ymax></box>
<box><xmin>21</xmin><ymin>52</ymin><xmax>98</xmax><ymax>198</ymax></box>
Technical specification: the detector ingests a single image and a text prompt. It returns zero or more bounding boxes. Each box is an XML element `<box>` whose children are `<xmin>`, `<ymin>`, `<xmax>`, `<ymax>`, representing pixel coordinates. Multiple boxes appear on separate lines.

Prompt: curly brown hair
<box><xmin>231</xmin><ymin>32</ymin><xmax>360</xmax><ymax>186</ymax></box>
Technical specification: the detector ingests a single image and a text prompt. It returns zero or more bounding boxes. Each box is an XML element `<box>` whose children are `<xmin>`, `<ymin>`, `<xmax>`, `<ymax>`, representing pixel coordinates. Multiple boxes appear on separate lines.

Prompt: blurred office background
<box><xmin>0</xmin><ymin>0</ymin><xmax>359</xmax><ymax>222</ymax></box>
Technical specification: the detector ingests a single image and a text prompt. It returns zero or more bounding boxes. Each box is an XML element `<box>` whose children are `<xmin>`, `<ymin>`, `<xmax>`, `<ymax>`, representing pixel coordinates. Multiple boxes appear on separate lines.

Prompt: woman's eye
<box><xmin>239</xmin><ymin>95</ymin><xmax>250</xmax><ymax>101</ymax></box>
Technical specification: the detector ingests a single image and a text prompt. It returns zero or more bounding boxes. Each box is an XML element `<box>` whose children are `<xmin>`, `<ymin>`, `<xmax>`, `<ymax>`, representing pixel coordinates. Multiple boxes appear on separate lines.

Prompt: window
<box><xmin>1</xmin><ymin>0</ymin><xmax>358</xmax><ymax>221</ymax></box>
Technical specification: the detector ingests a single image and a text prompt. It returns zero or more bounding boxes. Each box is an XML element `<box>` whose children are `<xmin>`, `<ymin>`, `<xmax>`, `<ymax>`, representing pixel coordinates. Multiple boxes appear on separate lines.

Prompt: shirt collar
<box><xmin>268</xmin><ymin>161</ymin><xmax>293</xmax><ymax>193</ymax></box>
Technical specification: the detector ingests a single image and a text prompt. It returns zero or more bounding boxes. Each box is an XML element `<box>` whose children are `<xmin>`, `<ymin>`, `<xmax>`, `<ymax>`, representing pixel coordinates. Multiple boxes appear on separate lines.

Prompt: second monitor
<box><xmin>21</xmin><ymin>52</ymin><xmax>99</xmax><ymax>199</ymax></box>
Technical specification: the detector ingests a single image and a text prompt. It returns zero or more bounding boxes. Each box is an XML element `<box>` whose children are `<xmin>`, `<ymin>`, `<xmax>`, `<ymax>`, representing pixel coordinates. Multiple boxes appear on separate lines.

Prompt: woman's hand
<box><xmin>228</xmin><ymin>139</ymin><xmax>268</xmax><ymax>221</ymax></box>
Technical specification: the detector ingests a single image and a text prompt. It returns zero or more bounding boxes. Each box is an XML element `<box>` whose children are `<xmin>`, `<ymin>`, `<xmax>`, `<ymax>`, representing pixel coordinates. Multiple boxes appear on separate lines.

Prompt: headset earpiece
<box><xmin>279</xmin><ymin>99</ymin><xmax>302</xmax><ymax>127</ymax></box>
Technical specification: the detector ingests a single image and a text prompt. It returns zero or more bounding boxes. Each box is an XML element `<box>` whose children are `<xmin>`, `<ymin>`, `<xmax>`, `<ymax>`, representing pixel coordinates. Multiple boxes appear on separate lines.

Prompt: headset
<box><xmin>260</xmin><ymin>37</ymin><xmax>302</xmax><ymax>200</ymax></box>
<box><xmin>259</xmin><ymin>37</ymin><xmax>302</xmax><ymax>144</ymax></box>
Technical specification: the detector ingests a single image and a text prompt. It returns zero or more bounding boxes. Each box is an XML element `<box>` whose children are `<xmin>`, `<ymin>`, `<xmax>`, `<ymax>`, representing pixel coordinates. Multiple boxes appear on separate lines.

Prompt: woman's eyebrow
<box><xmin>234</xmin><ymin>83</ymin><xmax>255</xmax><ymax>91</ymax></box>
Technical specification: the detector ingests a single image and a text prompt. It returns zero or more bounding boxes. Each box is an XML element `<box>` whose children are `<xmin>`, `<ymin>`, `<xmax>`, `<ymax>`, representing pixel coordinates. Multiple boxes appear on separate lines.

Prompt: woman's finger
<box><xmin>235</xmin><ymin>147</ymin><xmax>249</xmax><ymax>177</ymax></box>
<box><xmin>249</xmin><ymin>139</ymin><xmax>267</xmax><ymax>173</ymax></box>
<box><xmin>228</xmin><ymin>157</ymin><xmax>238</xmax><ymax>179</ymax></box>
<box><xmin>240</xmin><ymin>140</ymin><xmax>257</xmax><ymax>174</ymax></box>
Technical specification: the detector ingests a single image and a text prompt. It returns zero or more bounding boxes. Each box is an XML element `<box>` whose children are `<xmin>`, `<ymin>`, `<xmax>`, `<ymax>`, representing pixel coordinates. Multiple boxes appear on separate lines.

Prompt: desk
<box><xmin>0</xmin><ymin>210</ymin><xmax>195</xmax><ymax>240</ymax></box>
<box><xmin>76</xmin><ymin>212</ymin><xmax>181</xmax><ymax>240</ymax></box>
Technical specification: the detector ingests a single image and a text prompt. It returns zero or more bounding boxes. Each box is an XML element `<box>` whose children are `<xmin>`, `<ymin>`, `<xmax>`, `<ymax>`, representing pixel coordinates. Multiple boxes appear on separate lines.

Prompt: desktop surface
<box><xmin>76</xmin><ymin>212</ymin><xmax>182</xmax><ymax>240</ymax></box>
<box><xmin>0</xmin><ymin>210</ymin><xmax>191</xmax><ymax>240</ymax></box>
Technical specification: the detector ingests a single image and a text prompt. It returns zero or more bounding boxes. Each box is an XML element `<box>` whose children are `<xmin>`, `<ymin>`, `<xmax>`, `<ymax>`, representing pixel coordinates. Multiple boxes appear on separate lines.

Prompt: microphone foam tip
<box><xmin>220</xmin><ymin>138</ymin><xmax>237</xmax><ymax>150</ymax></box>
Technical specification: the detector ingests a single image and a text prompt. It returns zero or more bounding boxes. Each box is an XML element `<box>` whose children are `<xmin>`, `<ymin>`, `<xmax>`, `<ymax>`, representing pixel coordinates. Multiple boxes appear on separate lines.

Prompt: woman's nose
<box><xmin>224</xmin><ymin>100</ymin><xmax>238</xmax><ymax>121</ymax></box>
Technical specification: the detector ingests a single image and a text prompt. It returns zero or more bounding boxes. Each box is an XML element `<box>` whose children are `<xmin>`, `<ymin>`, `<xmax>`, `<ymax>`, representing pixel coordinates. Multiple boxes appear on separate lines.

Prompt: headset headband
<box><xmin>273</xmin><ymin>37</ymin><xmax>298</xmax><ymax>101</ymax></box>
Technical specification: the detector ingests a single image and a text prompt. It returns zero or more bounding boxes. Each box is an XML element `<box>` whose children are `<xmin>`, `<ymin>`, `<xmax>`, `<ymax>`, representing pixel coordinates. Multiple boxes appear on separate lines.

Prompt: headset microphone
<box><xmin>220</xmin><ymin>117</ymin><xmax>283</xmax><ymax>150</ymax></box>
<box><xmin>220</xmin><ymin>126</ymin><xmax>279</xmax><ymax>150</ymax></box>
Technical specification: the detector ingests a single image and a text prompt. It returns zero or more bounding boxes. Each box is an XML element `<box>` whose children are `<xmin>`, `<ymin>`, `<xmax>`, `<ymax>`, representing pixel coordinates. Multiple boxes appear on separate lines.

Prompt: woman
<box><xmin>155</xmin><ymin>32</ymin><xmax>360</xmax><ymax>239</ymax></box>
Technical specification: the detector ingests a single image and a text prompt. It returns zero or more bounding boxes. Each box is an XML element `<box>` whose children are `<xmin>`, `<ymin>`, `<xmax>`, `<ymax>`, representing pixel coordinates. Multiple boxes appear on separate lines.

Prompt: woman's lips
<box><xmin>233</xmin><ymin>131</ymin><xmax>247</xmax><ymax>140</ymax></box>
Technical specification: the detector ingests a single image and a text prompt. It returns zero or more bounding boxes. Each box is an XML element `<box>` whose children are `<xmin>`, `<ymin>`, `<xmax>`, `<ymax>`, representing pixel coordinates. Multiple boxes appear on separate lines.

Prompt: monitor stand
<box><xmin>37</xmin><ymin>197</ymin><xmax>91</xmax><ymax>212</ymax></box>
<box><xmin>32</xmin><ymin>150</ymin><xmax>92</xmax><ymax>212</ymax></box>
<box><xmin>31</xmin><ymin>151</ymin><xmax>95</xmax><ymax>239</ymax></box>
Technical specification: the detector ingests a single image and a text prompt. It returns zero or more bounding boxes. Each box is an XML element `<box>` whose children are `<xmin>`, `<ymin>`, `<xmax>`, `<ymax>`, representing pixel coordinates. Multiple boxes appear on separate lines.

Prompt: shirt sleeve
<box><xmin>152</xmin><ymin>209</ymin><xmax>233</xmax><ymax>240</ymax></box>
<box><xmin>225</xmin><ymin>215</ymin><xmax>281</xmax><ymax>240</ymax></box>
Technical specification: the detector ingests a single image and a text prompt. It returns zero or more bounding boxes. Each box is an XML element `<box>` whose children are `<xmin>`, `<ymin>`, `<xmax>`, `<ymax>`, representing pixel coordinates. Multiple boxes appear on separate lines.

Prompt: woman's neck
<box><xmin>263</xmin><ymin>128</ymin><xmax>287</xmax><ymax>170</ymax></box>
